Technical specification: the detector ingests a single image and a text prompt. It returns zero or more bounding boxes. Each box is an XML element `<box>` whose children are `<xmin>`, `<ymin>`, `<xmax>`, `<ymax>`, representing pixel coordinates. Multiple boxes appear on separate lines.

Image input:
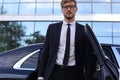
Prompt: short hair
<box><xmin>61</xmin><ymin>0</ymin><xmax>77</xmax><ymax>7</ymax></box>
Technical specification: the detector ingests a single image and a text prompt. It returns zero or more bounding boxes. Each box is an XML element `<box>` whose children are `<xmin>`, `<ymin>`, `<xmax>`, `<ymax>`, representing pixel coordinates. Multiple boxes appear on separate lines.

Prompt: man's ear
<box><xmin>76</xmin><ymin>7</ymin><xmax>78</xmax><ymax>12</ymax></box>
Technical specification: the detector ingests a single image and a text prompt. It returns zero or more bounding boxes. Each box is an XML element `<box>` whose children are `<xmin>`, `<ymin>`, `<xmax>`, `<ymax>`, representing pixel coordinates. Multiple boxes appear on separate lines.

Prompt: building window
<box><xmin>93</xmin><ymin>3</ymin><xmax>111</xmax><ymax>14</ymax></box>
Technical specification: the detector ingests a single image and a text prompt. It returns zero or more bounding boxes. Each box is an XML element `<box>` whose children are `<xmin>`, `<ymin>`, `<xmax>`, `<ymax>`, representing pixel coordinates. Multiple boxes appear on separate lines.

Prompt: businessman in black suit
<box><xmin>37</xmin><ymin>0</ymin><xmax>97</xmax><ymax>80</ymax></box>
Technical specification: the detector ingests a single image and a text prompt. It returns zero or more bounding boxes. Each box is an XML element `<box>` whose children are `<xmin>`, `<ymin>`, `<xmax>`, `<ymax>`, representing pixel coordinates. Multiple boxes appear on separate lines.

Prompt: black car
<box><xmin>0</xmin><ymin>25</ymin><xmax>119</xmax><ymax>80</ymax></box>
<box><xmin>0</xmin><ymin>43</ymin><xmax>43</xmax><ymax>80</ymax></box>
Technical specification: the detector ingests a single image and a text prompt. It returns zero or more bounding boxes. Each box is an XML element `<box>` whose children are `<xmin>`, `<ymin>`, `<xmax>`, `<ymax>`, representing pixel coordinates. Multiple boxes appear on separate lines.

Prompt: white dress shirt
<box><xmin>56</xmin><ymin>20</ymin><xmax>76</xmax><ymax>66</ymax></box>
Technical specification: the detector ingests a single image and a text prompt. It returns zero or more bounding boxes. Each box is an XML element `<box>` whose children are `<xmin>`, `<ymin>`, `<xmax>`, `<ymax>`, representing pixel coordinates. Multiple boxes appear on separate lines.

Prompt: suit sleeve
<box><xmin>38</xmin><ymin>25</ymin><xmax>51</xmax><ymax>77</ymax></box>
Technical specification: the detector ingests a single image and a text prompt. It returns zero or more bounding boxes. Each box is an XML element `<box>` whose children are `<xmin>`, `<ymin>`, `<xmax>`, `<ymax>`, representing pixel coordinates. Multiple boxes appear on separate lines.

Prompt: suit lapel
<box><xmin>54</xmin><ymin>22</ymin><xmax>63</xmax><ymax>49</ymax></box>
<box><xmin>57</xmin><ymin>22</ymin><xmax>62</xmax><ymax>43</ymax></box>
<box><xmin>75</xmin><ymin>23</ymin><xmax>79</xmax><ymax>45</ymax></box>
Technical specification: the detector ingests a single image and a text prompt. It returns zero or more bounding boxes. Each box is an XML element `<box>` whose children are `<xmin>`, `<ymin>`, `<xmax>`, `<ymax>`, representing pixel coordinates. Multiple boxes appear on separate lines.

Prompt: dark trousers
<box><xmin>49</xmin><ymin>64</ymin><xmax>84</xmax><ymax>80</ymax></box>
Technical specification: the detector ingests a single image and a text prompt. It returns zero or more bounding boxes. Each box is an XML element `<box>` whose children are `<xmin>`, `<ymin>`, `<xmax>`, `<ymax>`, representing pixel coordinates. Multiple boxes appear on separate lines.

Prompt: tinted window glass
<box><xmin>113</xmin><ymin>38</ymin><xmax>120</xmax><ymax>44</ymax></box>
<box><xmin>36</xmin><ymin>3</ymin><xmax>53</xmax><ymax>14</ymax></box>
<box><xmin>116</xmin><ymin>48</ymin><xmax>120</xmax><ymax>55</ymax></box>
<box><xmin>21</xmin><ymin>22</ymin><xmax>35</xmax><ymax>35</ymax></box>
<box><xmin>77</xmin><ymin>3</ymin><xmax>91</xmax><ymax>14</ymax></box>
<box><xmin>19</xmin><ymin>3</ymin><xmax>35</xmax><ymax>14</ymax></box>
<box><xmin>20</xmin><ymin>0</ymin><xmax>36</xmax><ymax>2</ymax></box>
<box><xmin>97</xmin><ymin>37</ymin><xmax>112</xmax><ymax>44</ymax></box>
<box><xmin>54</xmin><ymin>3</ymin><xmax>62</xmax><ymax>14</ymax></box>
<box><xmin>21</xmin><ymin>52</ymin><xmax>39</xmax><ymax>69</ymax></box>
<box><xmin>37</xmin><ymin>0</ymin><xmax>53</xmax><ymax>2</ymax></box>
<box><xmin>93</xmin><ymin>22</ymin><xmax>112</xmax><ymax>37</ymax></box>
<box><xmin>35</xmin><ymin>22</ymin><xmax>51</xmax><ymax>36</ymax></box>
<box><xmin>112</xmin><ymin>3</ymin><xmax>120</xmax><ymax>14</ymax></box>
<box><xmin>76</xmin><ymin>0</ymin><xmax>91</xmax><ymax>2</ymax></box>
<box><xmin>113</xmin><ymin>23</ymin><xmax>120</xmax><ymax>36</ymax></box>
<box><xmin>93</xmin><ymin>0</ymin><xmax>111</xmax><ymax>2</ymax></box>
<box><xmin>93</xmin><ymin>3</ymin><xmax>111</xmax><ymax>14</ymax></box>
<box><xmin>112</xmin><ymin>0</ymin><xmax>120</xmax><ymax>2</ymax></box>
<box><xmin>102</xmin><ymin>46</ymin><xmax>114</xmax><ymax>62</ymax></box>
<box><xmin>4</xmin><ymin>0</ymin><xmax>19</xmax><ymax>3</ymax></box>
<box><xmin>3</xmin><ymin>3</ymin><xmax>18</xmax><ymax>14</ymax></box>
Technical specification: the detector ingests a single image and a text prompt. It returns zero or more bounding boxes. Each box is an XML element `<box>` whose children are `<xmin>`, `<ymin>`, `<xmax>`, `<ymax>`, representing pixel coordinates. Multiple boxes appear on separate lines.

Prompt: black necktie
<box><xmin>63</xmin><ymin>24</ymin><xmax>71</xmax><ymax>66</ymax></box>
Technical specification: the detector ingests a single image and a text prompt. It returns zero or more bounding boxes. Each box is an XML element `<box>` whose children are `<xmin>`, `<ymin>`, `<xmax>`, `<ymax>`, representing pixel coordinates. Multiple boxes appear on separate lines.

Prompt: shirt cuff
<box><xmin>38</xmin><ymin>77</ymin><xmax>44</xmax><ymax>80</ymax></box>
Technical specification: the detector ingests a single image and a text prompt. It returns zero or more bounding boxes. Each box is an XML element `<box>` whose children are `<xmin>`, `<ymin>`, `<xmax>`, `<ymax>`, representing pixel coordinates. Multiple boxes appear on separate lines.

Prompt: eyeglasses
<box><xmin>62</xmin><ymin>5</ymin><xmax>76</xmax><ymax>9</ymax></box>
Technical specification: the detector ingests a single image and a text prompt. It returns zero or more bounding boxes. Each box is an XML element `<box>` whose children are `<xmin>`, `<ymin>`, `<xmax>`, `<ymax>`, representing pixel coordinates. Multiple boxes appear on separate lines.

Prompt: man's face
<box><xmin>62</xmin><ymin>1</ymin><xmax>77</xmax><ymax>20</ymax></box>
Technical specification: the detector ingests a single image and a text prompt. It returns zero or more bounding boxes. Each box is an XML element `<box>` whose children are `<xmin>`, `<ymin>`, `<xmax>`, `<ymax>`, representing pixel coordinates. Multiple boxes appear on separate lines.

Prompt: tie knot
<box><xmin>67</xmin><ymin>24</ymin><xmax>71</xmax><ymax>27</ymax></box>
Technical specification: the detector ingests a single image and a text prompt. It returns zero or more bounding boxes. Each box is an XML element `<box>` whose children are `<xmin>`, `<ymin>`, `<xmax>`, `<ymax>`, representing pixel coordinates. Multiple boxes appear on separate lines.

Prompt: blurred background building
<box><xmin>0</xmin><ymin>0</ymin><xmax>120</xmax><ymax>52</ymax></box>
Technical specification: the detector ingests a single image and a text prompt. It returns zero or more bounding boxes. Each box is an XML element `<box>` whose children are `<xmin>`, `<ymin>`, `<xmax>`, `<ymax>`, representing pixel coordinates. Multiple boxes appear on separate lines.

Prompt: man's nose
<box><xmin>67</xmin><ymin>7</ymin><xmax>71</xmax><ymax>10</ymax></box>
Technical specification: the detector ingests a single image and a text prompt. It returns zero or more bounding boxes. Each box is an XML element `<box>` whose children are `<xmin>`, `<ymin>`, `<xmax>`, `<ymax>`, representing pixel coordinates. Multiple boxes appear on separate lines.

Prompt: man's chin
<box><xmin>66</xmin><ymin>17</ymin><xmax>72</xmax><ymax>20</ymax></box>
<box><xmin>65</xmin><ymin>15</ymin><xmax>74</xmax><ymax>20</ymax></box>
<box><xmin>65</xmin><ymin>16</ymin><xmax>73</xmax><ymax>20</ymax></box>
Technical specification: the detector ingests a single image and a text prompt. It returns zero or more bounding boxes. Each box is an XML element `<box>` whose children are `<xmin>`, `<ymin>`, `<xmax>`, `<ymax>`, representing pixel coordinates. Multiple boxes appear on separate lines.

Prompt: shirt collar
<box><xmin>63</xmin><ymin>20</ymin><xmax>76</xmax><ymax>26</ymax></box>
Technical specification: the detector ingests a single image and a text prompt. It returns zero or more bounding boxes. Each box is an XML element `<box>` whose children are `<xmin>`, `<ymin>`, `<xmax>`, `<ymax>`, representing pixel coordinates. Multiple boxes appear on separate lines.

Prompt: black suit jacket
<box><xmin>38</xmin><ymin>22</ymin><xmax>97</xmax><ymax>80</ymax></box>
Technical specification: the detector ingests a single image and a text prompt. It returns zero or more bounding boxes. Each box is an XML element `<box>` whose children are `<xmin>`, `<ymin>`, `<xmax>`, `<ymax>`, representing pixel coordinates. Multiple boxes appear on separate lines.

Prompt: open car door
<box><xmin>84</xmin><ymin>24</ymin><xmax>119</xmax><ymax>80</ymax></box>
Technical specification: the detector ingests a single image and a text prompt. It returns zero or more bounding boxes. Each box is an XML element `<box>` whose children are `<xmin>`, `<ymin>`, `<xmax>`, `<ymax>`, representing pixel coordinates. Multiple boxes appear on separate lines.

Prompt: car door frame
<box><xmin>84</xmin><ymin>24</ymin><xmax>119</xmax><ymax>80</ymax></box>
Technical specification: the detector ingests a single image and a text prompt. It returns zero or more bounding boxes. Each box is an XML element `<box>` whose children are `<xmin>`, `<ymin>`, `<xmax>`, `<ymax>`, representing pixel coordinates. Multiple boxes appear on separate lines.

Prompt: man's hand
<box><xmin>37</xmin><ymin>77</ymin><xmax>44</xmax><ymax>80</ymax></box>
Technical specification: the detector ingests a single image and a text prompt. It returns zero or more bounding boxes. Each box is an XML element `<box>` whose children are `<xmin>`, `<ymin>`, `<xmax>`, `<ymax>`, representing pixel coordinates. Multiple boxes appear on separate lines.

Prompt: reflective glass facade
<box><xmin>0</xmin><ymin>0</ymin><xmax>120</xmax><ymax>15</ymax></box>
<box><xmin>0</xmin><ymin>0</ymin><xmax>120</xmax><ymax>52</ymax></box>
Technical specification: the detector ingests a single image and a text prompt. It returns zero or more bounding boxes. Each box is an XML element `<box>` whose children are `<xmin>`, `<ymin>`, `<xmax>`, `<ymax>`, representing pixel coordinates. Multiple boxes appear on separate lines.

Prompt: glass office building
<box><xmin>0</xmin><ymin>0</ymin><xmax>120</xmax><ymax>52</ymax></box>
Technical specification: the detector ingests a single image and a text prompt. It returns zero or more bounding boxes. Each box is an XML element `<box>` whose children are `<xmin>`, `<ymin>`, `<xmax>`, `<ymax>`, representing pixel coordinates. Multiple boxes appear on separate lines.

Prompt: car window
<box><xmin>102</xmin><ymin>46</ymin><xmax>114</xmax><ymax>62</ymax></box>
<box><xmin>21</xmin><ymin>52</ymin><xmax>39</xmax><ymax>69</ymax></box>
<box><xmin>116</xmin><ymin>48</ymin><xmax>120</xmax><ymax>55</ymax></box>
<box><xmin>111</xmin><ymin>47</ymin><xmax>120</xmax><ymax>67</ymax></box>
<box><xmin>13</xmin><ymin>49</ymin><xmax>40</xmax><ymax>71</ymax></box>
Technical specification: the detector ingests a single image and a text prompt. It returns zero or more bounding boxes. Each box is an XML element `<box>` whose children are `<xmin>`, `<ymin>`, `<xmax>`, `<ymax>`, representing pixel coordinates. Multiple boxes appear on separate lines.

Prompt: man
<box><xmin>37</xmin><ymin>0</ymin><xmax>97</xmax><ymax>80</ymax></box>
